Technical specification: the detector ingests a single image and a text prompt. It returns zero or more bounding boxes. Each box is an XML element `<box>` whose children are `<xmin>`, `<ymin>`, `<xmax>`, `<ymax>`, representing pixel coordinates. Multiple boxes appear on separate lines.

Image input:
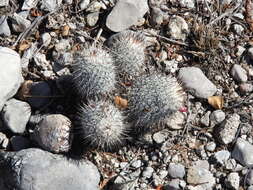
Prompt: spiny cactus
<box><xmin>128</xmin><ymin>74</ymin><xmax>185</xmax><ymax>131</ymax></box>
<box><xmin>75</xmin><ymin>100</ymin><xmax>128</xmax><ymax>151</ymax></box>
<box><xmin>72</xmin><ymin>46</ymin><xmax>116</xmax><ymax>98</ymax></box>
<box><xmin>105</xmin><ymin>30</ymin><xmax>146</xmax><ymax>78</ymax></box>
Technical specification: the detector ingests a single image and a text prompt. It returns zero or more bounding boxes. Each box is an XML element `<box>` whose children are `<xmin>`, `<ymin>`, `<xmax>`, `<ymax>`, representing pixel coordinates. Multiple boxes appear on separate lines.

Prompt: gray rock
<box><xmin>233</xmin><ymin>24</ymin><xmax>244</xmax><ymax>35</ymax></box>
<box><xmin>231</xmin><ymin>64</ymin><xmax>247</xmax><ymax>82</ymax></box>
<box><xmin>210</xmin><ymin>110</ymin><xmax>225</xmax><ymax>126</ymax></box>
<box><xmin>180</xmin><ymin>0</ymin><xmax>195</xmax><ymax>8</ymax></box>
<box><xmin>165</xmin><ymin>111</ymin><xmax>186</xmax><ymax>130</ymax></box>
<box><xmin>167</xmin><ymin>16</ymin><xmax>189</xmax><ymax>41</ymax></box>
<box><xmin>213</xmin><ymin>150</ymin><xmax>230</xmax><ymax>165</ymax></box>
<box><xmin>0</xmin><ymin>47</ymin><xmax>23</xmax><ymax>111</ymax></box>
<box><xmin>247</xmin><ymin>170</ymin><xmax>253</xmax><ymax>185</ymax></box>
<box><xmin>248</xmin><ymin>47</ymin><xmax>253</xmax><ymax>61</ymax></box>
<box><xmin>27</xmin><ymin>81</ymin><xmax>52</xmax><ymax>108</ymax></box>
<box><xmin>164</xmin><ymin>179</ymin><xmax>181</xmax><ymax>190</ymax></box>
<box><xmin>142</xmin><ymin>166</ymin><xmax>154</xmax><ymax>179</ymax></box>
<box><xmin>152</xmin><ymin>129</ymin><xmax>169</xmax><ymax>144</ymax></box>
<box><xmin>106</xmin><ymin>0</ymin><xmax>149</xmax><ymax>32</ymax></box>
<box><xmin>205</xmin><ymin>141</ymin><xmax>216</xmax><ymax>152</ymax></box>
<box><xmin>0</xmin><ymin>132</ymin><xmax>9</xmax><ymax>149</ymax></box>
<box><xmin>33</xmin><ymin>114</ymin><xmax>72</xmax><ymax>153</ymax></box>
<box><xmin>200</xmin><ymin>111</ymin><xmax>211</xmax><ymax>127</ymax></box>
<box><xmin>225</xmin><ymin>172</ymin><xmax>240</xmax><ymax>190</ymax></box>
<box><xmin>168</xmin><ymin>163</ymin><xmax>185</xmax><ymax>179</ymax></box>
<box><xmin>179</xmin><ymin>67</ymin><xmax>217</xmax><ymax>98</ymax></box>
<box><xmin>10</xmin><ymin>136</ymin><xmax>30</xmax><ymax>151</ymax></box>
<box><xmin>11</xmin><ymin>13</ymin><xmax>31</xmax><ymax>33</ymax></box>
<box><xmin>248</xmin><ymin>186</ymin><xmax>253</xmax><ymax>190</ymax></box>
<box><xmin>40</xmin><ymin>0</ymin><xmax>63</xmax><ymax>12</ymax></box>
<box><xmin>150</xmin><ymin>7</ymin><xmax>164</xmax><ymax>26</ymax></box>
<box><xmin>0</xmin><ymin>0</ymin><xmax>9</xmax><ymax>6</ymax></box>
<box><xmin>86</xmin><ymin>12</ymin><xmax>99</xmax><ymax>27</ymax></box>
<box><xmin>0</xmin><ymin>148</ymin><xmax>100</xmax><ymax>190</ymax></box>
<box><xmin>225</xmin><ymin>159</ymin><xmax>237</xmax><ymax>170</ymax></box>
<box><xmin>1</xmin><ymin>99</ymin><xmax>31</xmax><ymax>134</ymax></box>
<box><xmin>22</xmin><ymin>0</ymin><xmax>39</xmax><ymax>10</ymax></box>
<box><xmin>235</xmin><ymin>45</ymin><xmax>245</xmax><ymax>57</ymax></box>
<box><xmin>21</xmin><ymin>42</ymin><xmax>38</xmax><ymax>69</ymax></box>
<box><xmin>0</xmin><ymin>16</ymin><xmax>11</xmax><ymax>36</ymax></box>
<box><xmin>239</xmin><ymin>83</ymin><xmax>253</xmax><ymax>94</ymax></box>
<box><xmin>232</xmin><ymin>138</ymin><xmax>253</xmax><ymax>167</ymax></box>
<box><xmin>131</xmin><ymin>160</ymin><xmax>142</xmax><ymax>168</ymax></box>
<box><xmin>218</xmin><ymin>113</ymin><xmax>240</xmax><ymax>145</ymax></box>
<box><xmin>79</xmin><ymin>0</ymin><xmax>90</xmax><ymax>10</ymax></box>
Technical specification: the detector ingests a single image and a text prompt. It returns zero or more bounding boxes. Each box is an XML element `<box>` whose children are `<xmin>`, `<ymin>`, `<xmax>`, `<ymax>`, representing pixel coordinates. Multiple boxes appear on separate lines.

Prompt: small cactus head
<box><xmin>75</xmin><ymin>100</ymin><xmax>128</xmax><ymax>151</ymax></box>
<box><xmin>105</xmin><ymin>30</ymin><xmax>146</xmax><ymax>79</ymax></box>
<box><xmin>72</xmin><ymin>46</ymin><xmax>116</xmax><ymax>99</ymax></box>
<box><xmin>127</xmin><ymin>73</ymin><xmax>185</xmax><ymax>132</ymax></box>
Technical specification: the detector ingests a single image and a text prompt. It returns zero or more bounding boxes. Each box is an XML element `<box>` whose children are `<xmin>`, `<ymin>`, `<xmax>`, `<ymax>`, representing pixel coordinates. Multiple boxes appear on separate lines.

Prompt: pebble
<box><xmin>200</xmin><ymin>111</ymin><xmax>211</xmax><ymax>127</ymax></box>
<box><xmin>232</xmin><ymin>24</ymin><xmax>244</xmax><ymax>35</ymax></box>
<box><xmin>11</xmin><ymin>13</ymin><xmax>31</xmax><ymax>33</ymax></box>
<box><xmin>1</xmin><ymin>99</ymin><xmax>31</xmax><ymax>134</ymax></box>
<box><xmin>33</xmin><ymin>114</ymin><xmax>72</xmax><ymax>153</ymax></box>
<box><xmin>231</xmin><ymin>64</ymin><xmax>248</xmax><ymax>82</ymax></box>
<box><xmin>0</xmin><ymin>47</ymin><xmax>23</xmax><ymax>111</ymax></box>
<box><xmin>21</xmin><ymin>42</ymin><xmax>38</xmax><ymax>69</ymax></box>
<box><xmin>213</xmin><ymin>150</ymin><xmax>230</xmax><ymax>165</ymax></box>
<box><xmin>247</xmin><ymin>170</ymin><xmax>253</xmax><ymax>185</ymax></box>
<box><xmin>0</xmin><ymin>16</ymin><xmax>11</xmax><ymax>36</ymax></box>
<box><xmin>235</xmin><ymin>45</ymin><xmax>245</xmax><ymax>57</ymax></box>
<box><xmin>0</xmin><ymin>132</ymin><xmax>9</xmax><ymax>149</ymax></box>
<box><xmin>79</xmin><ymin>0</ymin><xmax>90</xmax><ymax>10</ymax></box>
<box><xmin>0</xmin><ymin>148</ymin><xmax>100</xmax><ymax>189</ymax></box>
<box><xmin>106</xmin><ymin>0</ymin><xmax>149</xmax><ymax>32</ymax></box>
<box><xmin>86</xmin><ymin>1</ymin><xmax>105</xmax><ymax>12</ymax></box>
<box><xmin>152</xmin><ymin>129</ymin><xmax>169</xmax><ymax>144</ymax></box>
<box><xmin>27</xmin><ymin>81</ymin><xmax>52</xmax><ymax>108</ymax></box>
<box><xmin>22</xmin><ymin>0</ymin><xmax>39</xmax><ymax>10</ymax></box>
<box><xmin>168</xmin><ymin>163</ymin><xmax>185</xmax><ymax>179</ymax></box>
<box><xmin>0</xmin><ymin>0</ymin><xmax>9</xmax><ymax>6</ymax></box>
<box><xmin>41</xmin><ymin>33</ymin><xmax>52</xmax><ymax>47</ymax></box>
<box><xmin>232</xmin><ymin>138</ymin><xmax>253</xmax><ymax>167</ymax></box>
<box><xmin>248</xmin><ymin>47</ymin><xmax>253</xmax><ymax>61</ymax></box>
<box><xmin>164</xmin><ymin>179</ymin><xmax>181</xmax><ymax>190</ymax></box>
<box><xmin>10</xmin><ymin>136</ymin><xmax>30</xmax><ymax>151</ymax></box>
<box><xmin>248</xmin><ymin>186</ymin><xmax>253</xmax><ymax>190</ymax></box>
<box><xmin>217</xmin><ymin>113</ymin><xmax>240</xmax><ymax>145</ymax></box>
<box><xmin>225</xmin><ymin>159</ymin><xmax>237</xmax><ymax>171</ymax></box>
<box><xmin>225</xmin><ymin>172</ymin><xmax>240</xmax><ymax>190</ymax></box>
<box><xmin>142</xmin><ymin>166</ymin><xmax>154</xmax><ymax>179</ymax></box>
<box><xmin>205</xmin><ymin>141</ymin><xmax>216</xmax><ymax>152</ymax></box>
<box><xmin>40</xmin><ymin>0</ymin><xmax>63</xmax><ymax>11</ymax></box>
<box><xmin>178</xmin><ymin>67</ymin><xmax>217</xmax><ymax>98</ymax></box>
<box><xmin>165</xmin><ymin>111</ymin><xmax>186</xmax><ymax>130</ymax></box>
<box><xmin>150</xmin><ymin>7</ymin><xmax>164</xmax><ymax>26</ymax></box>
<box><xmin>180</xmin><ymin>0</ymin><xmax>195</xmax><ymax>8</ymax></box>
<box><xmin>131</xmin><ymin>160</ymin><xmax>142</xmax><ymax>168</ymax></box>
<box><xmin>239</xmin><ymin>83</ymin><xmax>253</xmax><ymax>94</ymax></box>
<box><xmin>86</xmin><ymin>12</ymin><xmax>99</xmax><ymax>27</ymax></box>
<box><xmin>210</xmin><ymin>110</ymin><xmax>225</xmax><ymax>127</ymax></box>
<box><xmin>167</xmin><ymin>16</ymin><xmax>189</xmax><ymax>41</ymax></box>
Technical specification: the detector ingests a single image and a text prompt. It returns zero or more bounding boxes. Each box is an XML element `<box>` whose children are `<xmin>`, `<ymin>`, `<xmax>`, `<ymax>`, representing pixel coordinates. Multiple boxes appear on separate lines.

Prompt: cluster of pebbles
<box><xmin>1</xmin><ymin>0</ymin><xmax>253</xmax><ymax>190</ymax></box>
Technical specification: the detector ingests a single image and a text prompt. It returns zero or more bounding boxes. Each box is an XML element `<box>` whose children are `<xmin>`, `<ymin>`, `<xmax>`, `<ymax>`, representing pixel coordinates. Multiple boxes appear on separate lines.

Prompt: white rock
<box><xmin>11</xmin><ymin>13</ymin><xmax>31</xmax><ymax>33</ymax></box>
<box><xmin>167</xmin><ymin>16</ymin><xmax>189</xmax><ymax>41</ymax></box>
<box><xmin>231</xmin><ymin>64</ymin><xmax>248</xmax><ymax>82</ymax></box>
<box><xmin>248</xmin><ymin>47</ymin><xmax>253</xmax><ymax>61</ymax></box>
<box><xmin>106</xmin><ymin>0</ymin><xmax>149</xmax><ymax>32</ymax></box>
<box><xmin>0</xmin><ymin>16</ymin><xmax>11</xmax><ymax>36</ymax></box>
<box><xmin>22</xmin><ymin>0</ymin><xmax>39</xmax><ymax>10</ymax></box>
<box><xmin>180</xmin><ymin>0</ymin><xmax>195</xmax><ymax>8</ymax></box>
<box><xmin>21</xmin><ymin>42</ymin><xmax>38</xmax><ymax>69</ymax></box>
<box><xmin>40</xmin><ymin>0</ymin><xmax>63</xmax><ymax>12</ymax></box>
<box><xmin>210</xmin><ymin>110</ymin><xmax>225</xmax><ymax>127</ymax></box>
<box><xmin>0</xmin><ymin>47</ymin><xmax>23</xmax><ymax>111</ymax></box>
<box><xmin>218</xmin><ymin>113</ymin><xmax>240</xmax><ymax>145</ymax></box>
<box><xmin>213</xmin><ymin>150</ymin><xmax>230</xmax><ymax>165</ymax></box>
<box><xmin>41</xmin><ymin>33</ymin><xmax>51</xmax><ymax>47</ymax></box>
<box><xmin>0</xmin><ymin>0</ymin><xmax>9</xmax><ymax>7</ymax></box>
<box><xmin>225</xmin><ymin>172</ymin><xmax>240</xmax><ymax>190</ymax></box>
<box><xmin>200</xmin><ymin>111</ymin><xmax>211</xmax><ymax>127</ymax></box>
<box><xmin>233</xmin><ymin>24</ymin><xmax>244</xmax><ymax>35</ymax></box>
<box><xmin>178</xmin><ymin>67</ymin><xmax>217</xmax><ymax>98</ymax></box>
<box><xmin>86</xmin><ymin>12</ymin><xmax>99</xmax><ymax>27</ymax></box>
<box><xmin>247</xmin><ymin>170</ymin><xmax>253</xmax><ymax>185</ymax></box>
<box><xmin>165</xmin><ymin>111</ymin><xmax>186</xmax><ymax>130</ymax></box>
<box><xmin>235</xmin><ymin>45</ymin><xmax>245</xmax><ymax>57</ymax></box>
<box><xmin>79</xmin><ymin>0</ymin><xmax>90</xmax><ymax>10</ymax></box>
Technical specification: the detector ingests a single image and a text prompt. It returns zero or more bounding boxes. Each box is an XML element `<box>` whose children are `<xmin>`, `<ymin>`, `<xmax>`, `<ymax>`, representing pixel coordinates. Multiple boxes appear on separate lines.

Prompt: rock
<box><xmin>213</xmin><ymin>150</ymin><xmax>230</xmax><ymax>165</ymax></box>
<box><xmin>11</xmin><ymin>13</ymin><xmax>31</xmax><ymax>33</ymax></box>
<box><xmin>210</xmin><ymin>110</ymin><xmax>225</xmax><ymax>126</ymax></box>
<box><xmin>178</xmin><ymin>67</ymin><xmax>217</xmax><ymax>98</ymax></box>
<box><xmin>22</xmin><ymin>0</ymin><xmax>39</xmax><ymax>10</ymax></box>
<box><xmin>0</xmin><ymin>47</ymin><xmax>23</xmax><ymax>111</ymax></box>
<box><xmin>239</xmin><ymin>83</ymin><xmax>253</xmax><ymax>94</ymax></box>
<box><xmin>0</xmin><ymin>0</ymin><xmax>9</xmax><ymax>6</ymax></box>
<box><xmin>33</xmin><ymin>114</ymin><xmax>72</xmax><ymax>153</ymax></box>
<box><xmin>165</xmin><ymin>111</ymin><xmax>186</xmax><ymax>130</ymax></box>
<box><xmin>247</xmin><ymin>170</ymin><xmax>253</xmax><ymax>185</ymax></box>
<box><xmin>21</xmin><ymin>42</ymin><xmax>38</xmax><ymax>69</ymax></box>
<box><xmin>150</xmin><ymin>7</ymin><xmax>164</xmax><ymax>26</ymax></box>
<box><xmin>40</xmin><ymin>0</ymin><xmax>63</xmax><ymax>12</ymax></box>
<box><xmin>205</xmin><ymin>141</ymin><xmax>216</xmax><ymax>152</ymax></box>
<box><xmin>79</xmin><ymin>0</ymin><xmax>90</xmax><ymax>10</ymax></box>
<box><xmin>10</xmin><ymin>136</ymin><xmax>30</xmax><ymax>151</ymax></box>
<box><xmin>233</xmin><ymin>24</ymin><xmax>244</xmax><ymax>35</ymax></box>
<box><xmin>152</xmin><ymin>129</ymin><xmax>169</xmax><ymax>144</ymax></box>
<box><xmin>106</xmin><ymin>0</ymin><xmax>149</xmax><ymax>32</ymax></box>
<box><xmin>217</xmin><ymin>113</ymin><xmax>240</xmax><ymax>145</ymax></box>
<box><xmin>232</xmin><ymin>138</ymin><xmax>253</xmax><ymax>167</ymax></box>
<box><xmin>187</xmin><ymin>161</ymin><xmax>215</xmax><ymax>190</ymax></box>
<box><xmin>248</xmin><ymin>47</ymin><xmax>253</xmax><ymax>61</ymax></box>
<box><xmin>225</xmin><ymin>172</ymin><xmax>240</xmax><ymax>190</ymax></box>
<box><xmin>27</xmin><ymin>81</ymin><xmax>52</xmax><ymax>108</ymax></box>
<box><xmin>167</xmin><ymin>16</ymin><xmax>189</xmax><ymax>41</ymax></box>
<box><xmin>164</xmin><ymin>179</ymin><xmax>181</xmax><ymax>190</ymax></box>
<box><xmin>86</xmin><ymin>1</ymin><xmax>105</xmax><ymax>12</ymax></box>
<box><xmin>0</xmin><ymin>16</ymin><xmax>11</xmax><ymax>36</ymax></box>
<box><xmin>0</xmin><ymin>148</ymin><xmax>100</xmax><ymax>190</ymax></box>
<box><xmin>231</xmin><ymin>64</ymin><xmax>247</xmax><ymax>82</ymax></box>
<box><xmin>0</xmin><ymin>132</ymin><xmax>9</xmax><ymax>149</ymax></box>
<box><xmin>168</xmin><ymin>163</ymin><xmax>185</xmax><ymax>179</ymax></box>
<box><xmin>235</xmin><ymin>45</ymin><xmax>245</xmax><ymax>57</ymax></box>
<box><xmin>41</xmin><ymin>33</ymin><xmax>52</xmax><ymax>47</ymax></box>
<box><xmin>86</xmin><ymin>12</ymin><xmax>99</xmax><ymax>27</ymax></box>
<box><xmin>248</xmin><ymin>186</ymin><xmax>253</xmax><ymax>190</ymax></box>
<box><xmin>1</xmin><ymin>99</ymin><xmax>31</xmax><ymax>134</ymax></box>
<box><xmin>200</xmin><ymin>111</ymin><xmax>211</xmax><ymax>127</ymax></box>
<box><xmin>142</xmin><ymin>166</ymin><xmax>154</xmax><ymax>179</ymax></box>
<box><xmin>131</xmin><ymin>160</ymin><xmax>142</xmax><ymax>168</ymax></box>
<box><xmin>64</xmin><ymin>0</ymin><xmax>73</xmax><ymax>4</ymax></box>
<box><xmin>180</xmin><ymin>0</ymin><xmax>195</xmax><ymax>8</ymax></box>
<box><xmin>225</xmin><ymin>159</ymin><xmax>237</xmax><ymax>170</ymax></box>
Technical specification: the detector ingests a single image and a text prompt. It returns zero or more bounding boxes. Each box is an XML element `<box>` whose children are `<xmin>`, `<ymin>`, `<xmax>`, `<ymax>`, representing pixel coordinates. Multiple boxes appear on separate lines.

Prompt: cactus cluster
<box><xmin>71</xmin><ymin>30</ymin><xmax>185</xmax><ymax>151</ymax></box>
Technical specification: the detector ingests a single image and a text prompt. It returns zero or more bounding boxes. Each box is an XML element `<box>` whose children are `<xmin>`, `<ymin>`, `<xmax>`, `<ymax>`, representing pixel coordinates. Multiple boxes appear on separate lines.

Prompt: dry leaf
<box><xmin>156</xmin><ymin>185</ymin><xmax>163</xmax><ymax>190</ymax></box>
<box><xmin>18</xmin><ymin>41</ymin><xmax>31</xmax><ymax>52</ymax></box>
<box><xmin>208</xmin><ymin>96</ymin><xmax>224</xmax><ymax>109</ymax></box>
<box><xmin>114</xmin><ymin>96</ymin><xmax>128</xmax><ymax>108</ymax></box>
<box><xmin>30</xmin><ymin>8</ymin><xmax>42</xmax><ymax>17</ymax></box>
<box><xmin>62</xmin><ymin>25</ymin><xmax>70</xmax><ymax>37</ymax></box>
<box><xmin>17</xmin><ymin>80</ymin><xmax>33</xmax><ymax>100</ymax></box>
<box><xmin>246</xmin><ymin>0</ymin><xmax>253</xmax><ymax>31</ymax></box>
